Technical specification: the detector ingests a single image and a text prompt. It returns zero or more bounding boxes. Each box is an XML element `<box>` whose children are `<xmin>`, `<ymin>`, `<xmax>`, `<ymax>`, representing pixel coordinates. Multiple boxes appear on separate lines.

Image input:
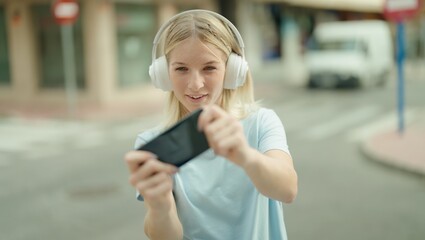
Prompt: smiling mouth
<box><xmin>187</xmin><ymin>95</ymin><xmax>207</xmax><ymax>100</ymax></box>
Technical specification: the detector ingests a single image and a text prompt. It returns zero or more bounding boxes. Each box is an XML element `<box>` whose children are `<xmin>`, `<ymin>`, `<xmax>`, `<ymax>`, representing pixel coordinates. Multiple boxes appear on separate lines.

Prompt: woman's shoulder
<box><xmin>246</xmin><ymin>107</ymin><xmax>279</xmax><ymax>121</ymax></box>
<box><xmin>258</xmin><ymin>107</ymin><xmax>277</xmax><ymax>115</ymax></box>
<box><xmin>244</xmin><ymin>107</ymin><xmax>283</xmax><ymax>128</ymax></box>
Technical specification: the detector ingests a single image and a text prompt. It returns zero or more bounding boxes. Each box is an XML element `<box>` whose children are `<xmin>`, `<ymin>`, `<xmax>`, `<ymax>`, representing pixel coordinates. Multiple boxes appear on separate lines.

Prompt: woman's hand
<box><xmin>198</xmin><ymin>104</ymin><xmax>253</xmax><ymax>167</ymax></box>
<box><xmin>124</xmin><ymin>150</ymin><xmax>178</xmax><ymax>210</ymax></box>
<box><xmin>199</xmin><ymin>105</ymin><xmax>298</xmax><ymax>203</ymax></box>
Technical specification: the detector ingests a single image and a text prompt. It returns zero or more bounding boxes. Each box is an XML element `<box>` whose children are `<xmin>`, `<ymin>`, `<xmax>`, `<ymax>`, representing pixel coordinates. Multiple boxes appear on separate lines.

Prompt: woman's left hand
<box><xmin>198</xmin><ymin>105</ymin><xmax>253</xmax><ymax>166</ymax></box>
<box><xmin>198</xmin><ymin>105</ymin><xmax>298</xmax><ymax>203</ymax></box>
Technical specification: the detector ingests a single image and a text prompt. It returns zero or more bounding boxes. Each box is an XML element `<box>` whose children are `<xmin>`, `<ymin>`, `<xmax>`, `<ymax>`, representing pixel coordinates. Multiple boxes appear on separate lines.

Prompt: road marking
<box><xmin>73</xmin><ymin>129</ymin><xmax>106</xmax><ymax>149</ymax></box>
<box><xmin>300</xmin><ymin>105</ymin><xmax>381</xmax><ymax>140</ymax></box>
<box><xmin>346</xmin><ymin>108</ymin><xmax>418</xmax><ymax>142</ymax></box>
<box><xmin>0</xmin><ymin>120</ymin><xmax>84</xmax><ymax>152</ymax></box>
<box><xmin>274</xmin><ymin>98</ymin><xmax>315</xmax><ymax>113</ymax></box>
<box><xmin>277</xmin><ymin>102</ymin><xmax>341</xmax><ymax>133</ymax></box>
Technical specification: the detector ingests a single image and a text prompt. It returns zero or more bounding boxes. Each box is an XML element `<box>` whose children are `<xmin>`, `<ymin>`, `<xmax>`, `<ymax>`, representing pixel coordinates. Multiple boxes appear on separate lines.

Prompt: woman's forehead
<box><xmin>169</xmin><ymin>37</ymin><xmax>226</xmax><ymax>63</ymax></box>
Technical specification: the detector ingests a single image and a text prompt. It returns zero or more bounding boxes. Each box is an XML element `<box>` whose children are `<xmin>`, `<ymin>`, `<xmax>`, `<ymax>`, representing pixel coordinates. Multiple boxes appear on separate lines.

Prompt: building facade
<box><xmin>0</xmin><ymin>0</ymin><xmax>217</xmax><ymax>118</ymax></box>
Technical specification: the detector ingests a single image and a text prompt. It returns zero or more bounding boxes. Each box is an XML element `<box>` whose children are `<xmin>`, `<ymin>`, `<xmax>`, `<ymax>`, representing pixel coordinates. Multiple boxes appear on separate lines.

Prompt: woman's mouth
<box><xmin>186</xmin><ymin>94</ymin><xmax>207</xmax><ymax>102</ymax></box>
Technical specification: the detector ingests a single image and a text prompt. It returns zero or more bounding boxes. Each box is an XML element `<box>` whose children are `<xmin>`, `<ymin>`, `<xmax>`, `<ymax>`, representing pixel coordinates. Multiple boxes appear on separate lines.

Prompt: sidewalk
<box><xmin>0</xmin><ymin>98</ymin><xmax>164</xmax><ymax>122</ymax></box>
<box><xmin>360</xmin><ymin>110</ymin><xmax>425</xmax><ymax>176</ymax></box>
<box><xmin>359</xmin><ymin>59</ymin><xmax>425</xmax><ymax>176</ymax></box>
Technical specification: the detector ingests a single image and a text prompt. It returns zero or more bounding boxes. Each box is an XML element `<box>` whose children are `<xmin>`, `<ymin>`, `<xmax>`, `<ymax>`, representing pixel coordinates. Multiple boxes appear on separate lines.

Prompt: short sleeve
<box><xmin>258</xmin><ymin>109</ymin><xmax>290</xmax><ymax>155</ymax></box>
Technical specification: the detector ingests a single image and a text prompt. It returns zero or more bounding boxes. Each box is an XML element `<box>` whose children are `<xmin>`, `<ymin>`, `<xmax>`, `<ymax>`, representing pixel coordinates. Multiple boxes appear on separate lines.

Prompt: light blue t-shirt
<box><xmin>134</xmin><ymin>108</ymin><xmax>291</xmax><ymax>240</ymax></box>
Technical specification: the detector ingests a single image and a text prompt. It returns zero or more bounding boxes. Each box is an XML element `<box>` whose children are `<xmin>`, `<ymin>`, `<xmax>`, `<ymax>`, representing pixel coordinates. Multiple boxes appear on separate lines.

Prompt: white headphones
<box><xmin>149</xmin><ymin>9</ymin><xmax>249</xmax><ymax>91</ymax></box>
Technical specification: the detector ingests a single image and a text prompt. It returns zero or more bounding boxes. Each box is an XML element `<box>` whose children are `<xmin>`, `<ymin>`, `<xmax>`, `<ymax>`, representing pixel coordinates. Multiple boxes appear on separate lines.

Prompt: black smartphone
<box><xmin>137</xmin><ymin>109</ymin><xmax>210</xmax><ymax>167</ymax></box>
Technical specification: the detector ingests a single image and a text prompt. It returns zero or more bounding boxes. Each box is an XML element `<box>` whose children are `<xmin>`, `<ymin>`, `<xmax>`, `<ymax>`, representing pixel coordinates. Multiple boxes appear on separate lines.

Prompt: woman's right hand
<box><xmin>124</xmin><ymin>150</ymin><xmax>178</xmax><ymax>210</ymax></box>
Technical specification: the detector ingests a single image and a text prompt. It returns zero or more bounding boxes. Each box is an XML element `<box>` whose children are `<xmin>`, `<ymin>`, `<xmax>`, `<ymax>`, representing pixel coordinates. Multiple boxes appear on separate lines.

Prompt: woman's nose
<box><xmin>188</xmin><ymin>72</ymin><xmax>204</xmax><ymax>90</ymax></box>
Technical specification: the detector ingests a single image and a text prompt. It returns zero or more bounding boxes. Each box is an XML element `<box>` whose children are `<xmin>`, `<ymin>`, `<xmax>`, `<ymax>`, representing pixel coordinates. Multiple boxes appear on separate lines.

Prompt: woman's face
<box><xmin>168</xmin><ymin>37</ymin><xmax>227</xmax><ymax>113</ymax></box>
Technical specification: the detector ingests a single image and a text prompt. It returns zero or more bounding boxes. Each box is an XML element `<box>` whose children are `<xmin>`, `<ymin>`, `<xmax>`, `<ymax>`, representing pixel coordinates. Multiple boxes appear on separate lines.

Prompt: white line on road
<box><xmin>73</xmin><ymin>130</ymin><xmax>106</xmax><ymax>149</ymax></box>
<box><xmin>346</xmin><ymin>108</ymin><xmax>418</xmax><ymax>142</ymax></box>
<box><xmin>0</xmin><ymin>120</ymin><xmax>84</xmax><ymax>153</ymax></box>
<box><xmin>300</xmin><ymin>105</ymin><xmax>381</xmax><ymax>140</ymax></box>
<box><xmin>277</xmin><ymin>103</ymin><xmax>341</xmax><ymax>133</ymax></box>
<box><xmin>273</xmin><ymin>98</ymin><xmax>316</xmax><ymax>114</ymax></box>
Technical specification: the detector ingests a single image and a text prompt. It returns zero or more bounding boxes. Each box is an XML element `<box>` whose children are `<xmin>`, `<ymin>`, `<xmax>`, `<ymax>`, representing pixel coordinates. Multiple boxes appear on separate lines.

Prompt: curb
<box><xmin>359</xmin><ymin>126</ymin><xmax>425</xmax><ymax>177</ymax></box>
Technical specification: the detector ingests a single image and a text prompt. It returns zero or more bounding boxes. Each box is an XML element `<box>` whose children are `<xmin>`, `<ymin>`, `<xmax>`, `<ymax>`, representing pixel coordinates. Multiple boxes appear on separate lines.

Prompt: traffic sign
<box><xmin>52</xmin><ymin>0</ymin><xmax>79</xmax><ymax>25</ymax></box>
<box><xmin>383</xmin><ymin>0</ymin><xmax>420</xmax><ymax>22</ymax></box>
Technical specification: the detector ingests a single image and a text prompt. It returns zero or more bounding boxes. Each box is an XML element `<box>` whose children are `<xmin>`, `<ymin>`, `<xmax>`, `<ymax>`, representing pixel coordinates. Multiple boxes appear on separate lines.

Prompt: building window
<box><xmin>115</xmin><ymin>4</ymin><xmax>156</xmax><ymax>87</ymax></box>
<box><xmin>0</xmin><ymin>6</ymin><xmax>11</xmax><ymax>85</ymax></box>
<box><xmin>32</xmin><ymin>4</ymin><xmax>85</xmax><ymax>89</ymax></box>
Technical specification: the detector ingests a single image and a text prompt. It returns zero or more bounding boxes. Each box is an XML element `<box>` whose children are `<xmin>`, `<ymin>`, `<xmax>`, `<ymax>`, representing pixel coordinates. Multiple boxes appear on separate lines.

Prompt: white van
<box><xmin>305</xmin><ymin>20</ymin><xmax>394</xmax><ymax>88</ymax></box>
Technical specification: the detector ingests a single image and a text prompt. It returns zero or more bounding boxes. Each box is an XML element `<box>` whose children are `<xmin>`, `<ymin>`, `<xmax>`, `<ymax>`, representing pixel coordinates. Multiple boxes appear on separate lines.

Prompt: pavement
<box><xmin>359</xmin><ymin>60</ymin><xmax>425</xmax><ymax>177</ymax></box>
<box><xmin>360</xmin><ymin>111</ymin><xmax>425</xmax><ymax>176</ymax></box>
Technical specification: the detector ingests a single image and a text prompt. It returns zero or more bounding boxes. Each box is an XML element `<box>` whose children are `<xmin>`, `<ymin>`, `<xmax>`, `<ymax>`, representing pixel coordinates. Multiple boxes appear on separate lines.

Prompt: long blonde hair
<box><xmin>160</xmin><ymin>10</ymin><xmax>259</xmax><ymax>127</ymax></box>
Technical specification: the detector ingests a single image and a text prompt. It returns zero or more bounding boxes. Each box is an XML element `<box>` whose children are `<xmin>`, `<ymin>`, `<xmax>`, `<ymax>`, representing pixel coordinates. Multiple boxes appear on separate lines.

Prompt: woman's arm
<box><xmin>144</xmin><ymin>191</ymin><xmax>183</xmax><ymax>240</ymax></box>
<box><xmin>124</xmin><ymin>151</ymin><xmax>183</xmax><ymax>239</ymax></box>
<box><xmin>241</xmin><ymin>148</ymin><xmax>298</xmax><ymax>203</ymax></box>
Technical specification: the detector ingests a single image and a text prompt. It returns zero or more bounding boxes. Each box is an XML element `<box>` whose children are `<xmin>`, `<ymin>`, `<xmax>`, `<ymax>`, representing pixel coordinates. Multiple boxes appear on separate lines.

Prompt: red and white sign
<box><xmin>383</xmin><ymin>0</ymin><xmax>421</xmax><ymax>22</ymax></box>
<box><xmin>52</xmin><ymin>0</ymin><xmax>79</xmax><ymax>25</ymax></box>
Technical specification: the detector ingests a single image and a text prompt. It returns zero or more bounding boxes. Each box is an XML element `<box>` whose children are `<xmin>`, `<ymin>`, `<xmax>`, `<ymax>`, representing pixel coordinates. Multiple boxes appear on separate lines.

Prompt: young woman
<box><xmin>124</xmin><ymin>9</ymin><xmax>298</xmax><ymax>240</ymax></box>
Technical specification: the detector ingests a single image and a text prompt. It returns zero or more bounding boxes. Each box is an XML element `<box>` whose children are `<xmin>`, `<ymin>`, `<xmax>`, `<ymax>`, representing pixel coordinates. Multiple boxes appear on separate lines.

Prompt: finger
<box><xmin>213</xmin><ymin>122</ymin><xmax>245</xmax><ymax>154</ymax></box>
<box><xmin>198</xmin><ymin>105</ymin><xmax>225</xmax><ymax>131</ymax></box>
<box><xmin>205</xmin><ymin>123</ymin><xmax>234</xmax><ymax>151</ymax></box>
<box><xmin>128</xmin><ymin>159</ymin><xmax>177</xmax><ymax>188</ymax></box>
<box><xmin>214</xmin><ymin>126</ymin><xmax>238</xmax><ymax>149</ymax></box>
<box><xmin>205</xmin><ymin>113</ymin><xmax>235</xmax><ymax>136</ymax></box>
<box><xmin>142</xmin><ymin>174</ymin><xmax>174</xmax><ymax>199</ymax></box>
<box><xmin>124</xmin><ymin>150</ymin><xmax>157</xmax><ymax>173</ymax></box>
<box><xmin>215</xmin><ymin>134</ymin><xmax>240</xmax><ymax>155</ymax></box>
<box><xmin>136</xmin><ymin>172</ymin><xmax>173</xmax><ymax>197</ymax></box>
<box><xmin>198</xmin><ymin>106</ymin><xmax>211</xmax><ymax>131</ymax></box>
<box><xmin>205</xmin><ymin>114</ymin><xmax>239</xmax><ymax>145</ymax></box>
<box><xmin>136</xmin><ymin>159</ymin><xmax>178</xmax><ymax>180</ymax></box>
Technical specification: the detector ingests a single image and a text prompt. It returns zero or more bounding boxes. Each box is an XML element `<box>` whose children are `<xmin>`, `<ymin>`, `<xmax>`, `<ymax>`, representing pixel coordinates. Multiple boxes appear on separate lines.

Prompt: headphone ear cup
<box><xmin>224</xmin><ymin>53</ymin><xmax>248</xmax><ymax>89</ymax></box>
<box><xmin>149</xmin><ymin>56</ymin><xmax>172</xmax><ymax>91</ymax></box>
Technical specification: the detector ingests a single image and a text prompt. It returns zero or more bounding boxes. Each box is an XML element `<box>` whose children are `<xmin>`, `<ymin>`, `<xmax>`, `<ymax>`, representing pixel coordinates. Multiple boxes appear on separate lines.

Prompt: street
<box><xmin>275</xmin><ymin>82</ymin><xmax>425</xmax><ymax>240</ymax></box>
<box><xmin>1</xmin><ymin>79</ymin><xmax>425</xmax><ymax>240</ymax></box>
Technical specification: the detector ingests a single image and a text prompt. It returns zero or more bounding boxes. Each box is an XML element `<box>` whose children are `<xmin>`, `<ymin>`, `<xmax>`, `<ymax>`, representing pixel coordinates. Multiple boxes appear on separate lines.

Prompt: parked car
<box><xmin>305</xmin><ymin>20</ymin><xmax>394</xmax><ymax>88</ymax></box>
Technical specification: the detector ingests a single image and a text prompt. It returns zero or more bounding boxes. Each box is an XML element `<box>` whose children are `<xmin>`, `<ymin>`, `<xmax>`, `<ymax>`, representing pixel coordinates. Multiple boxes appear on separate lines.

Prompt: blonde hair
<box><xmin>160</xmin><ymin>11</ymin><xmax>259</xmax><ymax>127</ymax></box>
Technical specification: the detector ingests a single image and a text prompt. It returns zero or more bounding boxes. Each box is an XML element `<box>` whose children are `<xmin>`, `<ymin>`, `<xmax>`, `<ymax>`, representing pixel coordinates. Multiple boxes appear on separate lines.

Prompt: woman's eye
<box><xmin>175</xmin><ymin>67</ymin><xmax>187</xmax><ymax>72</ymax></box>
<box><xmin>204</xmin><ymin>66</ymin><xmax>216</xmax><ymax>71</ymax></box>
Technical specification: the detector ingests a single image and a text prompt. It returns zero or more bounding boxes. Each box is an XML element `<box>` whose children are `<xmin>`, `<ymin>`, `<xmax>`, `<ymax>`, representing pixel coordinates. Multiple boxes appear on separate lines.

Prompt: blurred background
<box><xmin>0</xmin><ymin>0</ymin><xmax>424</xmax><ymax>239</ymax></box>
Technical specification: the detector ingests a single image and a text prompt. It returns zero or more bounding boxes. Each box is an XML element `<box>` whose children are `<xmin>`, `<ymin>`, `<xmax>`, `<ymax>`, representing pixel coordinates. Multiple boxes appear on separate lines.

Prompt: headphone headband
<box><xmin>151</xmin><ymin>9</ymin><xmax>245</xmax><ymax>63</ymax></box>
